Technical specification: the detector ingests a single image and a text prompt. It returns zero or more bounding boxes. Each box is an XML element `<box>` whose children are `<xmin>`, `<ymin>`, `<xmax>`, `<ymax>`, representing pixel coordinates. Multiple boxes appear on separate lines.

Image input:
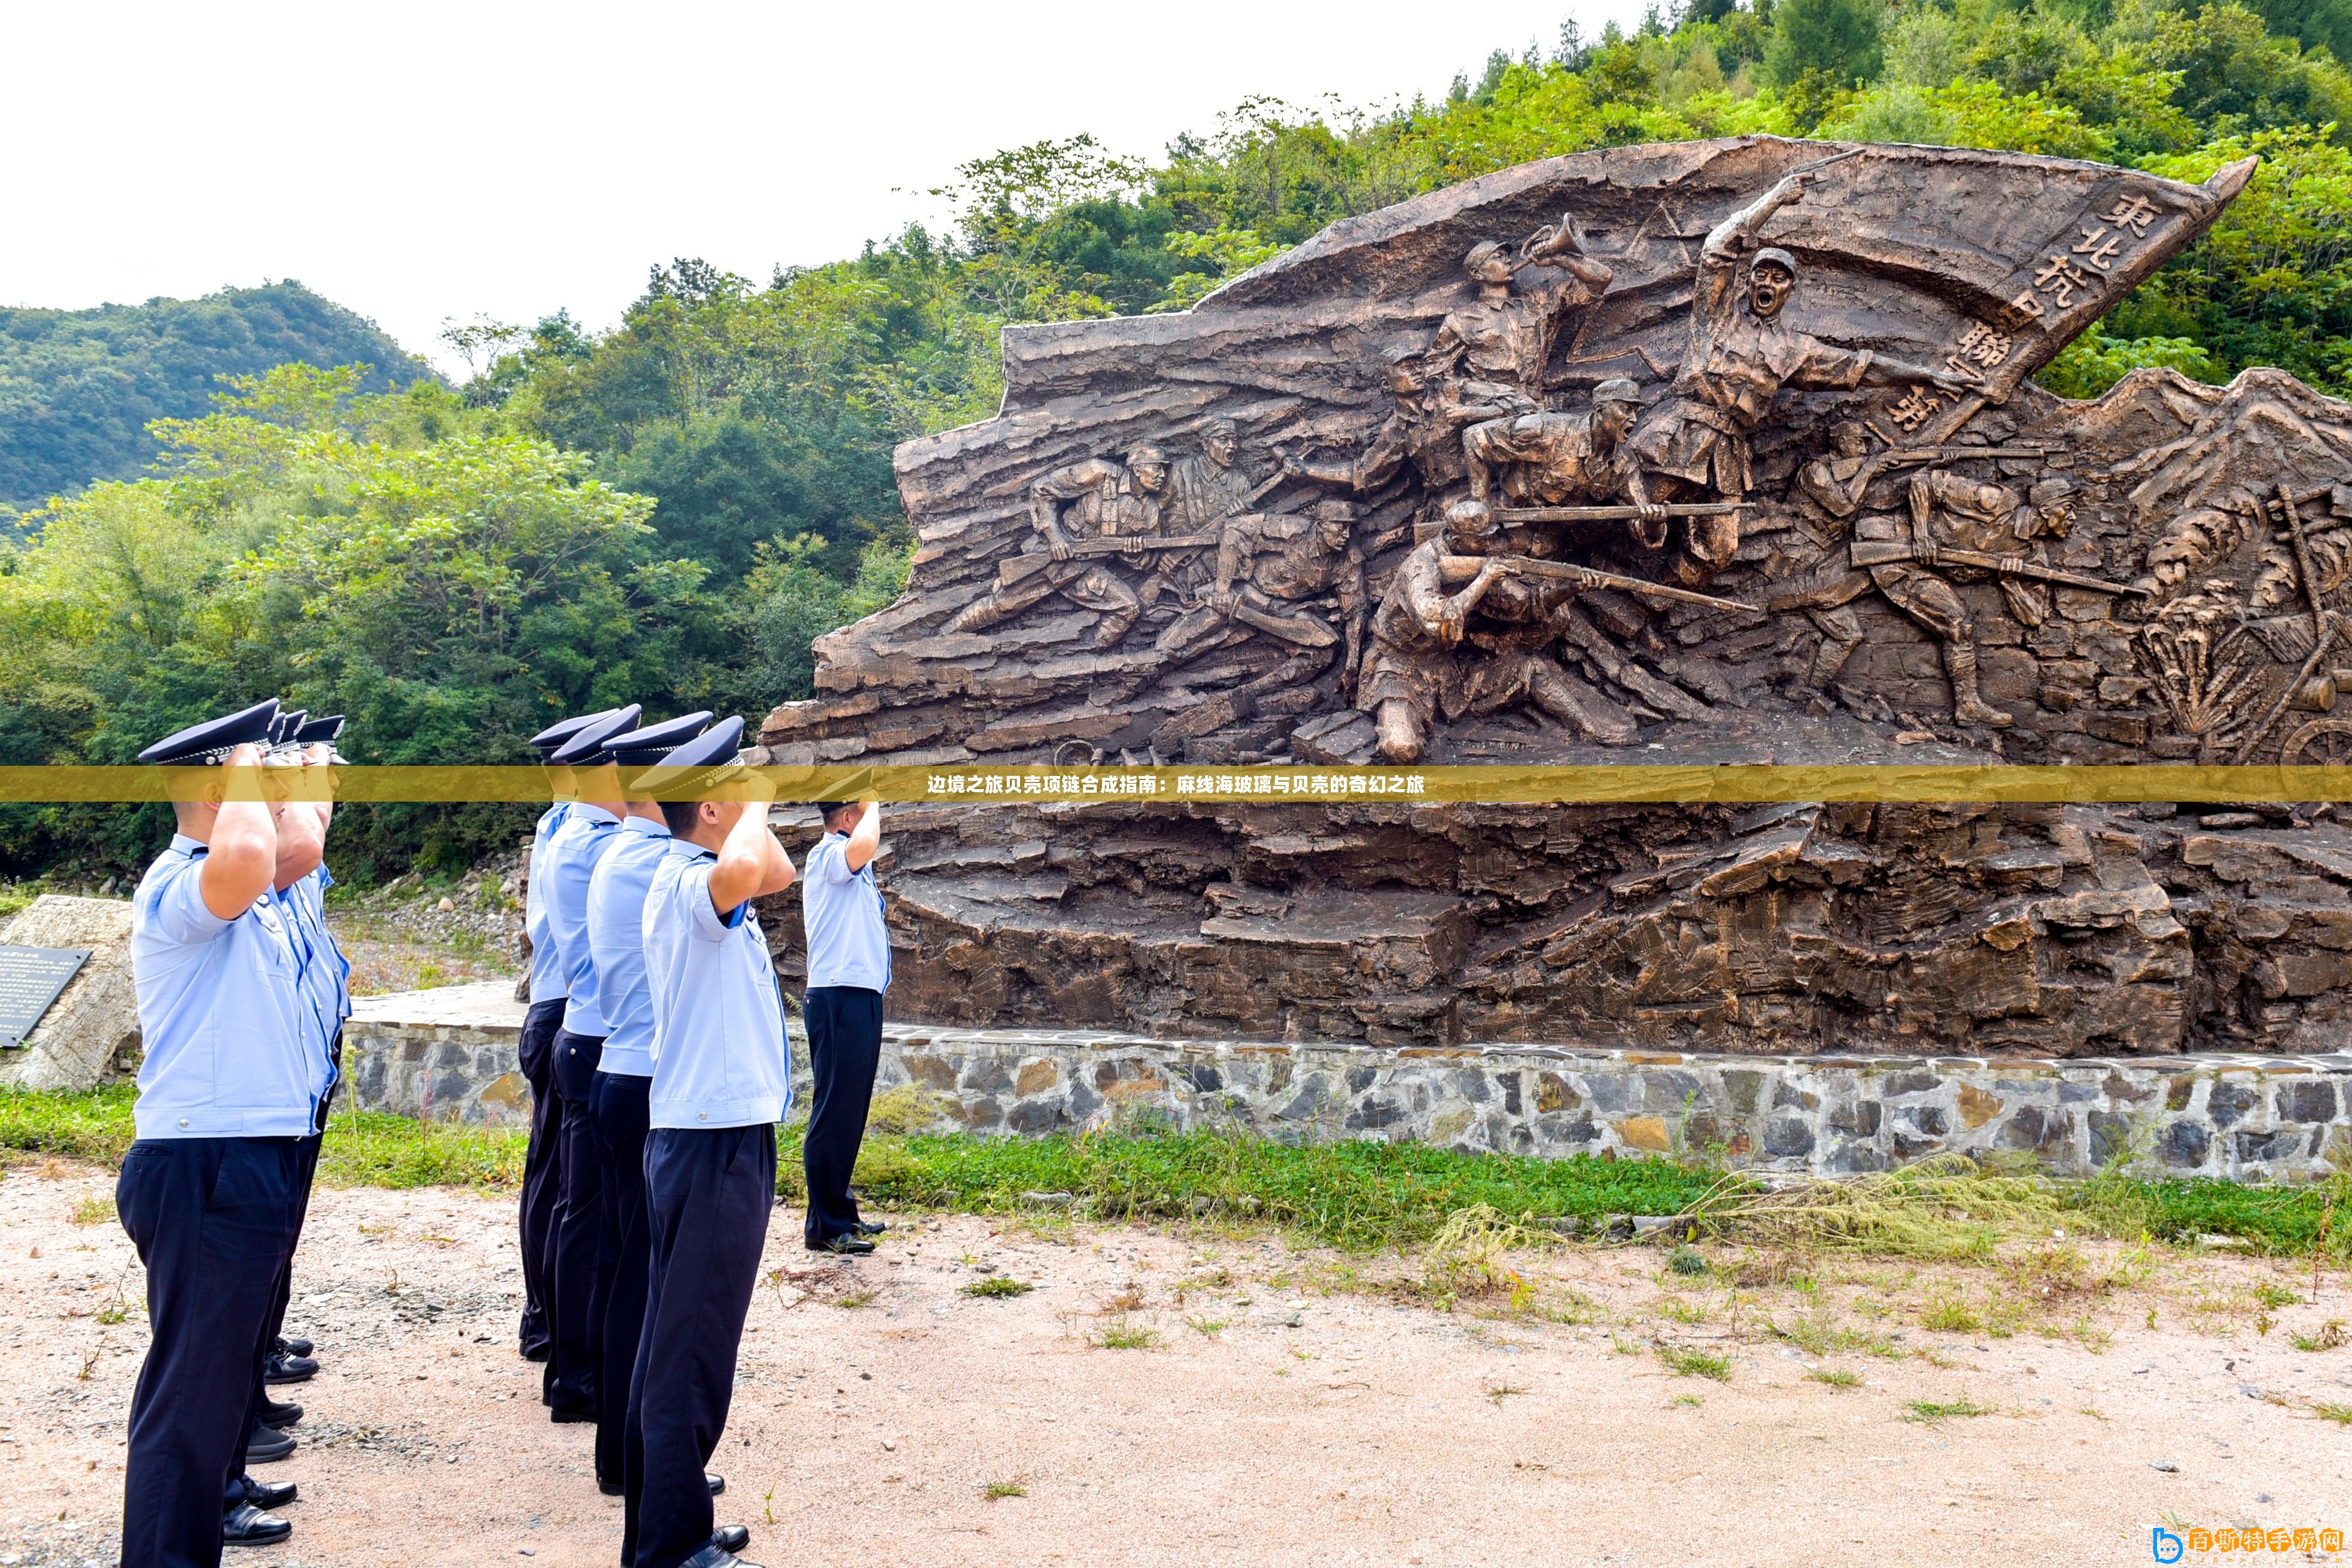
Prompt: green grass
<box><xmin>1806</xmin><ymin>1368</ymin><xmax>1862</xmax><ymax>1388</ymax></box>
<box><xmin>1655</xmin><ymin>1344</ymin><xmax>1732</xmax><ymax>1381</ymax></box>
<box><xmin>980</xmin><ymin>1479</ymin><xmax>1026</xmax><ymax>1500</ymax></box>
<box><xmin>0</xmin><ymin>1086</ymin><xmax>523</xmax><ymax>1191</ymax></box>
<box><xmin>959</xmin><ymin>1277</ymin><xmax>1034</xmax><ymax>1298</ymax></box>
<box><xmin>2314</xmin><ymin>1403</ymin><xmax>2352</xmax><ymax>1425</ymax></box>
<box><xmin>842</xmin><ymin>1126</ymin><xmax>1726</xmax><ymax>1253</ymax></box>
<box><xmin>1902</xmin><ymin>1396</ymin><xmax>1995</xmax><ymax>1424</ymax></box>
<box><xmin>2</xmin><ymin>1085</ymin><xmax>2347</xmax><ymax>1265</ymax></box>
<box><xmin>1094</xmin><ymin>1323</ymin><xmax>1162</xmax><ymax>1350</ymax></box>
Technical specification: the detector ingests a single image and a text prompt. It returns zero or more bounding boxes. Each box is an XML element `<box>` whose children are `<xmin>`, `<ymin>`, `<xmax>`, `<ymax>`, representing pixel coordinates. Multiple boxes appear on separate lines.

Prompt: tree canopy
<box><xmin>10</xmin><ymin>0</ymin><xmax>2352</xmax><ymax>879</ymax></box>
<box><xmin>0</xmin><ymin>282</ymin><xmax>435</xmax><ymax>508</ymax></box>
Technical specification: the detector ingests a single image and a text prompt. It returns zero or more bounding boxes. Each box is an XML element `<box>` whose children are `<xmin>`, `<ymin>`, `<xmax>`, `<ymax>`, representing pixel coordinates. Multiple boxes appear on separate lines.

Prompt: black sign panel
<box><xmin>0</xmin><ymin>946</ymin><xmax>91</xmax><ymax>1045</ymax></box>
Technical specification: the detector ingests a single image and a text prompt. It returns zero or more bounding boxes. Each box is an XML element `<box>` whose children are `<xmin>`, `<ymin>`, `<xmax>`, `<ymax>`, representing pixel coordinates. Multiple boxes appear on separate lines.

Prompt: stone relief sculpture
<box><xmin>754</xmin><ymin>136</ymin><xmax>2352</xmax><ymax>1059</ymax></box>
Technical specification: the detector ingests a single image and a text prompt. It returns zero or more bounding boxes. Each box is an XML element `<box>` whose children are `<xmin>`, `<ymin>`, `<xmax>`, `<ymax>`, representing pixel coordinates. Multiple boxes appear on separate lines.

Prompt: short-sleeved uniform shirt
<box><xmin>525</xmin><ymin>802</ymin><xmax>572</xmax><ymax>1005</ymax></box>
<box><xmin>641</xmin><ymin>840</ymin><xmax>790</xmax><ymax>1130</ymax></box>
<box><xmin>802</xmin><ymin>830</ymin><xmax>890</xmax><ymax>994</ymax></box>
<box><xmin>280</xmin><ymin>865</ymin><xmax>351</xmax><ymax>1116</ymax></box>
<box><xmin>585</xmin><ymin>815</ymin><xmax>672</xmax><ymax>1078</ymax></box>
<box><xmin>128</xmin><ymin>835</ymin><xmax>315</xmax><ymax>1141</ymax></box>
<box><xmin>544</xmin><ymin>803</ymin><xmax>622</xmax><ymax>1036</ymax></box>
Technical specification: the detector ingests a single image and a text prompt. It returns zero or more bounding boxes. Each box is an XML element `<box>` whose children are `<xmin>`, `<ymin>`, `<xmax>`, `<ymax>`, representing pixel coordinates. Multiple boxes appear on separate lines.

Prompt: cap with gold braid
<box><xmin>136</xmin><ymin>699</ymin><xmax>282</xmax><ymax>766</ymax></box>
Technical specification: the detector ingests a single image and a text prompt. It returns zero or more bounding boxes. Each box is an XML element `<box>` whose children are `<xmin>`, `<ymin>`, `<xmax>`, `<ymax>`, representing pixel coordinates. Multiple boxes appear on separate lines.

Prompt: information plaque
<box><xmin>0</xmin><ymin>945</ymin><xmax>91</xmax><ymax>1046</ymax></box>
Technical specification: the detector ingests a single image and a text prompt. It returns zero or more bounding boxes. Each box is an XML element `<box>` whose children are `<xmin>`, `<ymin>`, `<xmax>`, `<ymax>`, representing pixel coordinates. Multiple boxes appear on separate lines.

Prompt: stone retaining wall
<box><xmin>345</xmin><ymin>983</ymin><xmax>2352</xmax><ymax>1180</ymax></box>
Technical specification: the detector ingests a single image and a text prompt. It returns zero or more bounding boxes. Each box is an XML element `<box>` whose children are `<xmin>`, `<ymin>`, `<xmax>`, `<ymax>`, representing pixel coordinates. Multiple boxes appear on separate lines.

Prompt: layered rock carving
<box><xmin>755</xmin><ymin>136</ymin><xmax>2352</xmax><ymax>1054</ymax></box>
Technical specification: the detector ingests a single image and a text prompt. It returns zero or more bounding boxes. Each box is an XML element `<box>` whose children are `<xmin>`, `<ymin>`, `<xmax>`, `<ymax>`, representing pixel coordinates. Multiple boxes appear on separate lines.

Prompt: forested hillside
<box><xmin>0</xmin><ymin>282</ymin><xmax>434</xmax><ymax>507</ymax></box>
<box><xmin>7</xmin><ymin>0</ymin><xmax>2352</xmax><ymax>881</ymax></box>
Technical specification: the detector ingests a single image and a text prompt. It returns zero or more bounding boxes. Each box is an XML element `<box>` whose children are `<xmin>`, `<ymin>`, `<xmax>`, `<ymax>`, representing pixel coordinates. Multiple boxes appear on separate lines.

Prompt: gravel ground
<box><xmin>2</xmin><ymin>1162</ymin><xmax>2348</xmax><ymax>1567</ymax></box>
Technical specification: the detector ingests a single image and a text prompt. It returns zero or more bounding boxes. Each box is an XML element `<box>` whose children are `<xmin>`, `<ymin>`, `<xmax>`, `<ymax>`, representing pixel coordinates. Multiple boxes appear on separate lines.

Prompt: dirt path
<box><xmin>1</xmin><ymin>1161</ymin><xmax>2347</xmax><ymax>1567</ymax></box>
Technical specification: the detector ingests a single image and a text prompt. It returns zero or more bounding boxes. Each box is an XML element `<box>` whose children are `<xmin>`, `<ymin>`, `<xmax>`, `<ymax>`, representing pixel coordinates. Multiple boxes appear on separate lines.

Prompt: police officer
<box><xmin>539</xmin><ymin>705</ymin><xmax>643</xmax><ymax>1421</ymax></box>
<box><xmin>236</xmin><ymin>713</ymin><xmax>351</xmax><ymax>1481</ymax></box>
<box><xmin>518</xmin><ymin>708</ymin><xmax>619</xmax><ymax>1361</ymax></box>
<box><xmin>580</xmin><ymin>711</ymin><xmax>711</xmax><ymax>1496</ymax></box>
<box><xmin>623</xmin><ymin>718</ymin><xmax>793</xmax><ymax>1568</ymax></box>
<box><xmin>119</xmin><ymin>699</ymin><xmax>324</xmax><ymax>1561</ymax></box>
<box><xmin>801</xmin><ymin>799</ymin><xmax>889</xmax><ymax>1255</ymax></box>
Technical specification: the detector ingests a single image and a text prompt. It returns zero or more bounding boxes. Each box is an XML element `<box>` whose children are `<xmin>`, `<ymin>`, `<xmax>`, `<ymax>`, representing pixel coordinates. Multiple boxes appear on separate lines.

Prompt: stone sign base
<box><xmin>345</xmin><ymin>982</ymin><xmax>2349</xmax><ymax>1181</ymax></box>
<box><xmin>0</xmin><ymin>896</ymin><xmax>138</xmax><ymax>1092</ymax></box>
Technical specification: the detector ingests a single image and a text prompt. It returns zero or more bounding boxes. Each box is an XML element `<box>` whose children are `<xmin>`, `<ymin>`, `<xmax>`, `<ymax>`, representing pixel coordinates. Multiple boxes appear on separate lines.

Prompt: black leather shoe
<box><xmin>712</xmin><ymin>1525</ymin><xmax>751</xmax><ymax>1554</ymax></box>
<box><xmin>246</xmin><ymin>1426</ymin><xmax>296</xmax><ymax>1465</ymax></box>
<box><xmin>521</xmin><ymin>1341</ymin><xmax>551</xmax><ymax>1363</ymax></box>
<box><xmin>707</xmin><ymin>1472</ymin><xmax>725</xmax><ymax>1496</ymax></box>
<box><xmin>263</xmin><ymin>1349</ymin><xmax>318</xmax><ymax>1384</ymax></box>
<box><xmin>807</xmin><ymin>1234</ymin><xmax>875</xmax><ymax>1255</ymax></box>
<box><xmin>851</xmin><ymin>1219</ymin><xmax>890</xmax><ymax>1237</ymax></box>
<box><xmin>549</xmin><ymin>1406</ymin><xmax>594</xmax><ymax>1425</ymax></box>
<box><xmin>275</xmin><ymin>1334</ymin><xmax>314</xmax><ymax>1358</ymax></box>
<box><xmin>599</xmin><ymin>1478</ymin><xmax>623</xmax><ymax>1497</ymax></box>
<box><xmin>676</xmin><ymin>1543</ymin><xmax>756</xmax><ymax>1568</ymax></box>
<box><xmin>222</xmin><ymin>1502</ymin><xmax>291</xmax><ymax>1547</ymax></box>
<box><xmin>241</xmin><ymin>1475</ymin><xmax>298</xmax><ymax>1509</ymax></box>
<box><xmin>258</xmin><ymin>1396</ymin><xmax>302</xmax><ymax>1427</ymax></box>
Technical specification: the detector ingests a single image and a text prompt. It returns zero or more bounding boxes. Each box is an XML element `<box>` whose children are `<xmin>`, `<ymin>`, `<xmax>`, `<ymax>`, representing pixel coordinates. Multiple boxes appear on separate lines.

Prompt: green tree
<box><xmin>1765</xmin><ymin>0</ymin><xmax>1887</xmax><ymax>87</ymax></box>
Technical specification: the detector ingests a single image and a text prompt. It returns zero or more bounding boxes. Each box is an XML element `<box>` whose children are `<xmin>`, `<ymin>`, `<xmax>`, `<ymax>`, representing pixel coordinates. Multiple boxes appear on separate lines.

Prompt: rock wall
<box><xmin>338</xmin><ymin>984</ymin><xmax>2351</xmax><ymax>1181</ymax></box>
<box><xmin>754</xmin><ymin>800</ymin><xmax>2352</xmax><ymax>1055</ymax></box>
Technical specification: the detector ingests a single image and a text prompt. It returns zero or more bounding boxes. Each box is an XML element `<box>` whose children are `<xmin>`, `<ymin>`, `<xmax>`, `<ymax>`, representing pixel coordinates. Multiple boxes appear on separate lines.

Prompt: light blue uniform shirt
<box><xmin>643</xmin><ymin>840</ymin><xmax>790</xmax><ymax>1129</ymax></box>
<box><xmin>585</xmin><ymin>815</ymin><xmax>671</xmax><ymax>1078</ymax></box>
<box><xmin>279</xmin><ymin>867</ymin><xmax>350</xmax><ymax>1115</ymax></box>
<box><xmin>525</xmin><ymin>802</ymin><xmax>573</xmax><ymax>1004</ymax></box>
<box><xmin>544</xmin><ymin>803</ymin><xmax>622</xmax><ymax>1036</ymax></box>
<box><xmin>802</xmin><ymin>831</ymin><xmax>890</xmax><ymax>993</ymax></box>
<box><xmin>127</xmin><ymin>835</ymin><xmax>315</xmax><ymax>1140</ymax></box>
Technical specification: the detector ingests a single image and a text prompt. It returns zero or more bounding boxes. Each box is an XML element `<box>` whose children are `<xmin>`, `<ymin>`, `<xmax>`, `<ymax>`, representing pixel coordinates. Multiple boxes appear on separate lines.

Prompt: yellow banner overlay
<box><xmin>5</xmin><ymin>764</ymin><xmax>2352</xmax><ymax>804</ymax></box>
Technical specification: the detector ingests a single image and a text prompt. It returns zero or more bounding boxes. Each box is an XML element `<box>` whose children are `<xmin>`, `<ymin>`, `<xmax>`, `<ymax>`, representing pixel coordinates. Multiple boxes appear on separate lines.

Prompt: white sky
<box><xmin>7</xmin><ymin>1</ymin><xmax>1650</xmax><ymax>377</ymax></box>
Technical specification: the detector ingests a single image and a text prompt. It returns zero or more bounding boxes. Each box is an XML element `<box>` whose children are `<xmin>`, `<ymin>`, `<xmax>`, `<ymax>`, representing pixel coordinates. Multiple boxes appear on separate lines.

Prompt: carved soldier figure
<box><xmin>950</xmin><ymin>443</ymin><xmax>1170</xmax><ymax>648</ymax></box>
<box><xmin>1289</xmin><ymin>348</ymin><xmax>1532</xmax><ymax>501</ymax></box>
<box><xmin>1630</xmin><ymin>167</ymin><xmax>1975</xmax><ymax>581</ymax></box>
<box><xmin>1429</xmin><ymin>220</ymin><xmax>1614</xmax><ymax>401</ymax></box>
<box><xmin>1158</xmin><ymin>498</ymin><xmax>1369</xmax><ymax>683</ymax></box>
<box><xmin>1160</xmin><ymin>417</ymin><xmax>1255</xmax><ymax>602</ymax></box>
<box><xmin>1854</xmin><ymin>472</ymin><xmax>2077</xmax><ymax>727</ymax></box>
<box><xmin>1362</xmin><ymin>501</ymin><xmax>1634</xmax><ymax>763</ymax></box>
<box><xmin>1462</xmin><ymin>377</ymin><xmax>1670</xmax><ymax>545</ymax></box>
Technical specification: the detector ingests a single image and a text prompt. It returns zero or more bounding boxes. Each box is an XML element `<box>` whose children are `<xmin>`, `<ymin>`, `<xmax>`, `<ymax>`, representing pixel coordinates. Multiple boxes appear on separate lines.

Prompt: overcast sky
<box><xmin>9</xmin><ymin>2</ymin><xmax>1651</xmax><ymax>376</ymax></box>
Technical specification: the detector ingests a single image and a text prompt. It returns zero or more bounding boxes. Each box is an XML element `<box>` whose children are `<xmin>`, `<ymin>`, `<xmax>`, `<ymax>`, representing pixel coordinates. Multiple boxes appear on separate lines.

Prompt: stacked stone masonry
<box><xmin>344</xmin><ymin>984</ymin><xmax>2350</xmax><ymax>1181</ymax></box>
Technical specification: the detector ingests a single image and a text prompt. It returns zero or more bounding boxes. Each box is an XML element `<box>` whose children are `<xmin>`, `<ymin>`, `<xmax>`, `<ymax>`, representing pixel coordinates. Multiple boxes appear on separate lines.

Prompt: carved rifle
<box><xmin>1846</xmin><ymin>540</ymin><xmax>2152</xmax><ymax>595</ymax></box>
<box><xmin>1876</xmin><ymin>444</ymin><xmax>2058</xmax><ymax>465</ymax></box>
<box><xmin>996</xmin><ymin>534</ymin><xmax>1221</xmax><ymax>587</ymax></box>
<box><xmin>1437</xmin><ymin>554</ymin><xmax>1760</xmax><ymax>616</ymax></box>
<box><xmin>1492</xmin><ymin>502</ymin><xmax>1742</xmax><ymax>525</ymax></box>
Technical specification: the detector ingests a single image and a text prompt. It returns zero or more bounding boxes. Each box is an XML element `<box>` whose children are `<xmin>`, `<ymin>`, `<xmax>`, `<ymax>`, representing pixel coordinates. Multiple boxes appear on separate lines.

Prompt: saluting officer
<box><xmin>538</xmin><ymin>705</ymin><xmax>643</xmax><ymax>1421</ymax></box>
<box><xmin>580</xmin><ymin>711</ymin><xmax>713</xmax><ymax>1498</ymax></box>
<box><xmin>518</xmin><ymin>708</ymin><xmax>617</xmax><ymax>1361</ymax></box>
<box><xmin>235</xmin><ymin>713</ymin><xmax>349</xmax><ymax>1481</ymax></box>
<box><xmin>119</xmin><ymin>699</ymin><xmax>324</xmax><ymax>1563</ymax></box>
<box><xmin>623</xmin><ymin>718</ymin><xmax>794</xmax><ymax>1568</ymax></box>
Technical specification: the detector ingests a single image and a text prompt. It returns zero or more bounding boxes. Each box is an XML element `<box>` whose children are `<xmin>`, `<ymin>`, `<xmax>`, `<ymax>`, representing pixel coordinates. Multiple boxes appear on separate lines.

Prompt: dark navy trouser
<box><xmin>588</xmin><ymin>1068</ymin><xmax>652</xmax><ymax>1488</ymax></box>
<box><xmin>240</xmin><ymin>1029</ymin><xmax>340</xmax><ymax>1472</ymax></box>
<box><xmin>516</xmin><ymin>997</ymin><xmax>567</xmax><ymax>1357</ymax></box>
<box><xmin>623</xmin><ymin>1124</ymin><xmax>774</xmax><ymax>1568</ymax></box>
<box><xmin>802</xmin><ymin>985</ymin><xmax>883</xmax><ymax>1245</ymax></box>
<box><xmin>237</xmin><ymin>1131</ymin><xmax>321</xmax><ymax>1481</ymax></box>
<box><xmin>117</xmin><ymin>1137</ymin><xmax>304</xmax><ymax>1568</ymax></box>
<box><xmin>546</xmin><ymin>1027</ymin><xmax>607</xmax><ymax>1416</ymax></box>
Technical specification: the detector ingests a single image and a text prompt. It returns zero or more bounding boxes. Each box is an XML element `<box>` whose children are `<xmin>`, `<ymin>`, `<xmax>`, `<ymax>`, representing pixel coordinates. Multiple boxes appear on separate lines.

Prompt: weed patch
<box><xmin>1095</xmin><ymin>1322</ymin><xmax>1161</xmax><ymax>1350</ymax></box>
<box><xmin>1655</xmin><ymin>1344</ymin><xmax>1732</xmax><ymax>1381</ymax></box>
<box><xmin>959</xmin><ymin>1277</ymin><xmax>1034</xmax><ymax>1299</ymax></box>
<box><xmin>1902</xmin><ymin>1395</ymin><xmax>1995</xmax><ymax>1424</ymax></box>
<box><xmin>1806</xmin><ymin>1368</ymin><xmax>1861</xmax><ymax>1388</ymax></box>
